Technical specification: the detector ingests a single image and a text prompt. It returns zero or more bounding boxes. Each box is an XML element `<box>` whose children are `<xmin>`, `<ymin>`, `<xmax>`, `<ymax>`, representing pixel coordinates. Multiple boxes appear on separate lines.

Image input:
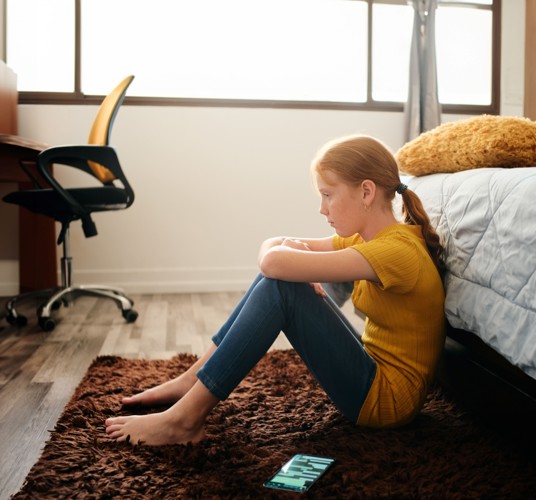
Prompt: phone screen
<box><xmin>263</xmin><ymin>454</ymin><xmax>335</xmax><ymax>493</ymax></box>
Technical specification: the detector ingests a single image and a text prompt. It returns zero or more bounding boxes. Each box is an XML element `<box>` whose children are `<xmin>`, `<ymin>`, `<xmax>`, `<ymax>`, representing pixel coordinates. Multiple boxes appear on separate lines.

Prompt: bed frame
<box><xmin>438</xmin><ymin>323</ymin><xmax>536</xmax><ymax>428</ymax></box>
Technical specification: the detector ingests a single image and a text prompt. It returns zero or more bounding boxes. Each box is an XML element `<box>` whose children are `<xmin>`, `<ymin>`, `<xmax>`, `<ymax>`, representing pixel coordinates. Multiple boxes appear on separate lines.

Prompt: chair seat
<box><xmin>3</xmin><ymin>186</ymin><xmax>130</xmax><ymax>223</ymax></box>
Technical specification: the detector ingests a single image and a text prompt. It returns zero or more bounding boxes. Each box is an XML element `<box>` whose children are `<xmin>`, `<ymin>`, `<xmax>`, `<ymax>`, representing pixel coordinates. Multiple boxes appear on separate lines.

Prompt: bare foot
<box><xmin>105</xmin><ymin>408</ymin><xmax>205</xmax><ymax>446</ymax></box>
<box><xmin>121</xmin><ymin>373</ymin><xmax>196</xmax><ymax>408</ymax></box>
<box><xmin>122</xmin><ymin>344</ymin><xmax>217</xmax><ymax>408</ymax></box>
<box><xmin>107</xmin><ymin>379</ymin><xmax>220</xmax><ymax>447</ymax></box>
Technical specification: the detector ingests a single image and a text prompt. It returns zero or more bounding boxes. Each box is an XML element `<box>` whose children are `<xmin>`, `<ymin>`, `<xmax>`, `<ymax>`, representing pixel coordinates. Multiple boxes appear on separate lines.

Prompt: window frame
<box><xmin>10</xmin><ymin>0</ymin><xmax>501</xmax><ymax>115</ymax></box>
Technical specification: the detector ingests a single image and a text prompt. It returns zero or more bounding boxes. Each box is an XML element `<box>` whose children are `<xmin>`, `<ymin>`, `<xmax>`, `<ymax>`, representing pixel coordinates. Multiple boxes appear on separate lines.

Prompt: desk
<box><xmin>0</xmin><ymin>134</ymin><xmax>57</xmax><ymax>292</ymax></box>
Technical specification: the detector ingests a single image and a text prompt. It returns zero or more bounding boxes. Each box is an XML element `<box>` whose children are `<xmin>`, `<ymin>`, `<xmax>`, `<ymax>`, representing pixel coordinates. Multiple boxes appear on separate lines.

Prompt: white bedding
<box><xmin>406</xmin><ymin>168</ymin><xmax>536</xmax><ymax>380</ymax></box>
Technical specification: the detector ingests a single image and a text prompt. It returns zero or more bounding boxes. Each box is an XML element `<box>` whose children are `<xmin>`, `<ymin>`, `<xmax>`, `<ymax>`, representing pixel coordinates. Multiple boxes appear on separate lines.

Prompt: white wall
<box><xmin>1</xmin><ymin>1</ymin><xmax>526</xmax><ymax>295</ymax></box>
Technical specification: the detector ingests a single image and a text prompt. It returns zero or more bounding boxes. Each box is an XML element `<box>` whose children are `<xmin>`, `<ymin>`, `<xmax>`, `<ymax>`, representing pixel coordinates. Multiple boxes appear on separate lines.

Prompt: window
<box><xmin>6</xmin><ymin>0</ymin><xmax>500</xmax><ymax>113</ymax></box>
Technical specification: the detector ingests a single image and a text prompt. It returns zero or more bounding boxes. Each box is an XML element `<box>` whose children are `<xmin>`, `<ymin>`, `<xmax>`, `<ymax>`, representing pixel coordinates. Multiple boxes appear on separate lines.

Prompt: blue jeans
<box><xmin>196</xmin><ymin>274</ymin><xmax>376</xmax><ymax>422</ymax></box>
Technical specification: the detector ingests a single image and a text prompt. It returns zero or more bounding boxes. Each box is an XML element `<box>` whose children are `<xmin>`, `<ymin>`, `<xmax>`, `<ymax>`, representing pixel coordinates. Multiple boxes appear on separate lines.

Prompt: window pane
<box><xmin>81</xmin><ymin>0</ymin><xmax>368</xmax><ymax>102</ymax></box>
<box><xmin>372</xmin><ymin>3</ymin><xmax>413</xmax><ymax>102</ymax></box>
<box><xmin>6</xmin><ymin>0</ymin><xmax>74</xmax><ymax>92</ymax></box>
<box><xmin>436</xmin><ymin>6</ymin><xmax>492</xmax><ymax>105</ymax></box>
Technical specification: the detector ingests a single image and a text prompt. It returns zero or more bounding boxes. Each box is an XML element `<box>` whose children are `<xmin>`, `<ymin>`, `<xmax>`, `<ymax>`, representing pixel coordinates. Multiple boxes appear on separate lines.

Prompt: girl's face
<box><xmin>315</xmin><ymin>170</ymin><xmax>366</xmax><ymax>238</ymax></box>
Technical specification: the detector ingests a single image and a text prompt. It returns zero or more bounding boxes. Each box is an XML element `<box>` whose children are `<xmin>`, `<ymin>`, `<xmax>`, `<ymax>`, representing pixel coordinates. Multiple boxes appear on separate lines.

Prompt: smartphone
<box><xmin>263</xmin><ymin>454</ymin><xmax>335</xmax><ymax>493</ymax></box>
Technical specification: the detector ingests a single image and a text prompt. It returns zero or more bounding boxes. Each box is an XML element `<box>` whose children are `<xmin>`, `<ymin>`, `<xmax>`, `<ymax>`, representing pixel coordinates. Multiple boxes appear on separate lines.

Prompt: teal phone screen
<box><xmin>264</xmin><ymin>454</ymin><xmax>335</xmax><ymax>493</ymax></box>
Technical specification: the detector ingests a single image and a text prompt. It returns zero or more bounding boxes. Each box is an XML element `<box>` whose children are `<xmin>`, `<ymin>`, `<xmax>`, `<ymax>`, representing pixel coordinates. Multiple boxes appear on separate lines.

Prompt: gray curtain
<box><xmin>404</xmin><ymin>0</ymin><xmax>441</xmax><ymax>141</ymax></box>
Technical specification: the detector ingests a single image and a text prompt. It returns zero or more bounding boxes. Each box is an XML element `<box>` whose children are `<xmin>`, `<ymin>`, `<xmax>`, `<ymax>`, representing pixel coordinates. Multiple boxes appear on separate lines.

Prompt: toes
<box><xmin>105</xmin><ymin>424</ymin><xmax>123</xmax><ymax>437</ymax></box>
<box><xmin>105</xmin><ymin>417</ymin><xmax>123</xmax><ymax>427</ymax></box>
<box><xmin>121</xmin><ymin>395</ymin><xmax>146</xmax><ymax>408</ymax></box>
<box><xmin>111</xmin><ymin>432</ymin><xmax>129</xmax><ymax>443</ymax></box>
<box><xmin>105</xmin><ymin>418</ymin><xmax>129</xmax><ymax>435</ymax></box>
<box><xmin>108</xmin><ymin>430</ymin><xmax>143</xmax><ymax>446</ymax></box>
<box><xmin>106</xmin><ymin>426</ymin><xmax>130</xmax><ymax>442</ymax></box>
<box><xmin>121</xmin><ymin>395</ymin><xmax>139</xmax><ymax>404</ymax></box>
<box><xmin>105</xmin><ymin>424</ymin><xmax>118</xmax><ymax>434</ymax></box>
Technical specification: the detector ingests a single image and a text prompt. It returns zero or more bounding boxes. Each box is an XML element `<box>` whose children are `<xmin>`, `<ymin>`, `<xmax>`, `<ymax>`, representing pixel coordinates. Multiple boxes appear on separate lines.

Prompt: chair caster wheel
<box><xmin>39</xmin><ymin>316</ymin><xmax>56</xmax><ymax>332</ymax></box>
<box><xmin>6</xmin><ymin>314</ymin><xmax>28</xmax><ymax>327</ymax></box>
<box><xmin>122</xmin><ymin>309</ymin><xmax>138</xmax><ymax>323</ymax></box>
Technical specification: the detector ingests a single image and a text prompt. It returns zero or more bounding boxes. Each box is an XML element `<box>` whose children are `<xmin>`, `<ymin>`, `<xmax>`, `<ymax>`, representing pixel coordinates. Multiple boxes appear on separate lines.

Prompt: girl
<box><xmin>105</xmin><ymin>135</ymin><xmax>445</xmax><ymax>446</ymax></box>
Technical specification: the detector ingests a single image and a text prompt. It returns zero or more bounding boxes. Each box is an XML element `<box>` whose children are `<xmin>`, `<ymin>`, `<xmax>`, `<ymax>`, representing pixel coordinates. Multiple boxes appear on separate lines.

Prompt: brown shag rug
<box><xmin>15</xmin><ymin>350</ymin><xmax>536</xmax><ymax>499</ymax></box>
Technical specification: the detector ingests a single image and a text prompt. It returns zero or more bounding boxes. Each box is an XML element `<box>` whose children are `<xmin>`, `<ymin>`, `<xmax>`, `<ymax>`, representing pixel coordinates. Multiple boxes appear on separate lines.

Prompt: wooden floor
<box><xmin>0</xmin><ymin>291</ymin><xmax>360</xmax><ymax>499</ymax></box>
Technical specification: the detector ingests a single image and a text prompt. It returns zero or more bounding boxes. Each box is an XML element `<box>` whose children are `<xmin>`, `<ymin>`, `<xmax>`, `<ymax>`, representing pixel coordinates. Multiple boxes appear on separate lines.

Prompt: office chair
<box><xmin>3</xmin><ymin>75</ymin><xmax>138</xmax><ymax>332</ymax></box>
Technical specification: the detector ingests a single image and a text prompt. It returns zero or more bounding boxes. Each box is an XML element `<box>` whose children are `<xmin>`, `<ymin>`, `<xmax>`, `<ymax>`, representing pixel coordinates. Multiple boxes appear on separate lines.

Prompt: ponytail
<box><xmin>400</xmin><ymin>189</ymin><xmax>445</xmax><ymax>275</ymax></box>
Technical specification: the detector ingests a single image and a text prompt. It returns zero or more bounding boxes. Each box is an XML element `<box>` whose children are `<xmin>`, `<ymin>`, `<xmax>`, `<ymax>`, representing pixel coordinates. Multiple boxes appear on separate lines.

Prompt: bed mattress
<box><xmin>406</xmin><ymin>168</ymin><xmax>536</xmax><ymax>380</ymax></box>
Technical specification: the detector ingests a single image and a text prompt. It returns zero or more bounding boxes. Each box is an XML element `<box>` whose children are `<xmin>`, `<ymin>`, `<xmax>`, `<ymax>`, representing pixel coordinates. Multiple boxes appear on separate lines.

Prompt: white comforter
<box><xmin>406</xmin><ymin>168</ymin><xmax>536</xmax><ymax>380</ymax></box>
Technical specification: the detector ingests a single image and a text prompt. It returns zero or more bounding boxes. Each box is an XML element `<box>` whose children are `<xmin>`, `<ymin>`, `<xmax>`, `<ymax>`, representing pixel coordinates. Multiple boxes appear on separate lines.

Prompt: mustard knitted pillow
<box><xmin>396</xmin><ymin>115</ymin><xmax>536</xmax><ymax>176</ymax></box>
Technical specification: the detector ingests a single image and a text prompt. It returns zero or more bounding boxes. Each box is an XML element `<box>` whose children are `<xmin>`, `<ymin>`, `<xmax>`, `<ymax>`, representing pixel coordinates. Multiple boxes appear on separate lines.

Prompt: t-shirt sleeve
<box><xmin>349</xmin><ymin>234</ymin><xmax>421</xmax><ymax>293</ymax></box>
<box><xmin>332</xmin><ymin>233</ymin><xmax>364</xmax><ymax>250</ymax></box>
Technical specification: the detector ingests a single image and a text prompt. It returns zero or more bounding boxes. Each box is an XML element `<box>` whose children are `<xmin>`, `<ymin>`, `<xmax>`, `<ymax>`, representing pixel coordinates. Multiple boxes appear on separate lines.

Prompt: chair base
<box><xmin>5</xmin><ymin>284</ymin><xmax>138</xmax><ymax>332</ymax></box>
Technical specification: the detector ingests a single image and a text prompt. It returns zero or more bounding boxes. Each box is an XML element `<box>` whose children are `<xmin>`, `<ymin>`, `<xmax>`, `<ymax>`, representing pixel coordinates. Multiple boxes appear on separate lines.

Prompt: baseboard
<box><xmin>69</xmin><ymin>266</ymin><xmax>258</xmax><ymax>294</ymax></box>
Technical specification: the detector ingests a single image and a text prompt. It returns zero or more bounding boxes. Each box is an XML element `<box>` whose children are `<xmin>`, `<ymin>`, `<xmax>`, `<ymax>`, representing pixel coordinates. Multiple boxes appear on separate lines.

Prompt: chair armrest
<box><xmin>38</xmin><ymin>144</ymin><xmax>134</xmax><ymax>199</ymax></box>
<box><xmin>37</xmin><ymin>145</ymin><xmax>135</xmax><ymax>238</ymax></box>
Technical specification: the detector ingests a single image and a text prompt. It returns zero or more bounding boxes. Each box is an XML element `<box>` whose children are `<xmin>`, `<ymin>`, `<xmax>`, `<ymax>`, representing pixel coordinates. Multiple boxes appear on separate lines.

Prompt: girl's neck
<box><xmin>360</xmin><ymin>210</ymin><xmax>398</xmax><ymax>242</ymax></box>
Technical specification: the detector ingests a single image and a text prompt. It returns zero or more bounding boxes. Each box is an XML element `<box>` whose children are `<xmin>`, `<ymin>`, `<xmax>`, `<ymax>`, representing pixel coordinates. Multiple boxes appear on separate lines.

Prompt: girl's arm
<box><xmin>258</xmin><ymin>236</ymin><xmax>379</xmax><ymax>284</ymax></box>
<box><xmin>257</xmin><ymin>236</ymin><xmax>334</xmax><ymax>263</ymax></box>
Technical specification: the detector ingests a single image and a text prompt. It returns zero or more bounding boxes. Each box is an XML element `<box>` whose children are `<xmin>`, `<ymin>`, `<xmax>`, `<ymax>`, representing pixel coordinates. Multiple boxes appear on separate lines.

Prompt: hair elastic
<box><xmin>396</xmin><ymin>183</ymin><xmax>408</xmax><ymax>195</ymax></box>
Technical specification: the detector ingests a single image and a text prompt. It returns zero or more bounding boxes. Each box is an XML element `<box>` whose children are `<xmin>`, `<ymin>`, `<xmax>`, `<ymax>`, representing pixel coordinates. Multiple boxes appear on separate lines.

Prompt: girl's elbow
<box><xmin>259</xmin><ymin>253</ymin><xmax>281</xmax><ymax>279</ymax></box>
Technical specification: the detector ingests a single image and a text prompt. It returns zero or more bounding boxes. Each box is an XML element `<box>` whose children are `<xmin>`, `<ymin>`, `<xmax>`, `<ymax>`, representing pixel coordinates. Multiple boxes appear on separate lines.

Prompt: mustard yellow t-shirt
<box><xmin>333</xmin><ymin>224</ymin><xmax>445</xmax><ymax>427</ymax></box>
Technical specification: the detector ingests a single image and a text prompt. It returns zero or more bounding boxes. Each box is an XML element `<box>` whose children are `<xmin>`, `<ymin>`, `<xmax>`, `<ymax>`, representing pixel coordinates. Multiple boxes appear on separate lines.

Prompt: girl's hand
<box><xmin>281</xmin><ymin>238</ymin><xmax>310</xmax><ymax>251</ymax></box>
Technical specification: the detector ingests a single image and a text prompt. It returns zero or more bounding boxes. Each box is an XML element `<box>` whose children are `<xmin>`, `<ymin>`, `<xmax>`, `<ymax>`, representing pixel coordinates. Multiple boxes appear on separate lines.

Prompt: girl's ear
<box><xmin>361</xmin><ymin>179</ymin><xmax>376</xmax><ymax>202</ymax></box>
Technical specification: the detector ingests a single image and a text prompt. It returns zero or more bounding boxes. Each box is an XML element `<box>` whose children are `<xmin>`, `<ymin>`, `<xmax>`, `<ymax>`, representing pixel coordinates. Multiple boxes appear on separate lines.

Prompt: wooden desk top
<box><xmin>0</xmin><ymin>134</ymin><xmax>49</xmax><ymax>183</ymax></box>
<box><xmin>0</xmin><ymin>133</ymin><xmax>48</xmax><ymax>153</ymax></box>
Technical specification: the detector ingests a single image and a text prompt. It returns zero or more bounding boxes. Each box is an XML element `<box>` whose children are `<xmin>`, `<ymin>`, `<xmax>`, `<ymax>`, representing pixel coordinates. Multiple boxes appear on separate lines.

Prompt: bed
<box><xmin>396</xmin><ymin>116</ymin><xmax>536</xmax><ymax>411</ymax></box>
